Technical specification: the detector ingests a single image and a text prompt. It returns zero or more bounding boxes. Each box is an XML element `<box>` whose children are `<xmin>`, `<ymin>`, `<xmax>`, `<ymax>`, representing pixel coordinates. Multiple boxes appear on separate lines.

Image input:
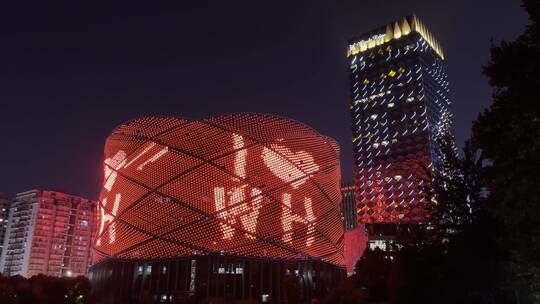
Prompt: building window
<box><xmin>189</xmin><ymin>260</ymin><xmax>197</xmax><ymax>292</ymax></box>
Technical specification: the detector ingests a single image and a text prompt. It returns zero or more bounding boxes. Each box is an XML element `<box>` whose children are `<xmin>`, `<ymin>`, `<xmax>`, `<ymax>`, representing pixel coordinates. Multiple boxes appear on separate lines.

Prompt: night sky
<box><xmin>0</xmin><ymin>1</ymin><xmax>527</xmax><ymax>199</ymax></box>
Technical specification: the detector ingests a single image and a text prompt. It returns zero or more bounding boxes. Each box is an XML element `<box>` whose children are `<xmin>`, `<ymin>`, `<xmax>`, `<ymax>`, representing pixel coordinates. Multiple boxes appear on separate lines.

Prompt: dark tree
<box><xmin>0</xmin><ymin>274</ymin><xmax>91</xmax><ymax>304</ymax></box>
<box><xmin>424</xmin><ymin>136</ymin><xmax>484</xmax><ymax>244</ymax></box>
<box><xmin>322</xmin><ymin>248</ymin><xmax>389</xmax><ymax>304</ymax></box>
<box><xmin>471</xmin><ymin>0</ymin><xmax>540</xmax><ymax>299</ymax></box>
<box><xmin>385</xmin><ymin>131</ymin><xmax>525</xmax><ymax>303</ymax></box>
<box><xmin>322</xmin><ymin>275</ymin><xmax>368</xmax><ymax>304</ymax></box>
<box><xmin>354</xmin><ymin>248</ymin><xmax>392</xmax><ymax>302</ymax></box>
<box><xmin>281</xmin><ymin>271</ymin><xmax>301</xmax><ymax>304</ymax></box>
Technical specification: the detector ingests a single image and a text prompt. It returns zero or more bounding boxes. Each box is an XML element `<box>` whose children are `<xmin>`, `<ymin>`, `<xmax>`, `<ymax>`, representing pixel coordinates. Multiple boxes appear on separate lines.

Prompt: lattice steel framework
<box><xmin>94</xmin><ymin>114</ymin><xmax>344</xmax><ymax>266</ymax></box>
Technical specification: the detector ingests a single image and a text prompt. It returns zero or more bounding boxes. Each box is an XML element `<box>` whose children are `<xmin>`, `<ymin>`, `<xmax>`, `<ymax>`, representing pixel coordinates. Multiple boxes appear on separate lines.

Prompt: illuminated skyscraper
<box><xmin>0</xmin><ymin>190</ymin><xmax>97</xmax><ymax>277</ymax></box>
<box><xmin>347</xmin><ymin>15</ymin><xmax>453</xmax><ymax>247</ymax></box>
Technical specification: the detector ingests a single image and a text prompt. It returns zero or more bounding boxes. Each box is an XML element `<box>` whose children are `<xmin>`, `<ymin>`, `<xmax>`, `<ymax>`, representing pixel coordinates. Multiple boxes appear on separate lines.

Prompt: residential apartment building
<box><xmin>0</xmin><ymin>190</ymin><xmax>96</xmax><ymax>277</ymax></box>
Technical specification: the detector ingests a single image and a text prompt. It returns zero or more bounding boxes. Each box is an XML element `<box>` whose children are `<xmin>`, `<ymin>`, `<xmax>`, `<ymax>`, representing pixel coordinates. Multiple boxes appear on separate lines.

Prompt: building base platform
<box><xmin>89</xmin><ymin>254</ymin><xmax>345</xmax><ymax>303</ymax></box>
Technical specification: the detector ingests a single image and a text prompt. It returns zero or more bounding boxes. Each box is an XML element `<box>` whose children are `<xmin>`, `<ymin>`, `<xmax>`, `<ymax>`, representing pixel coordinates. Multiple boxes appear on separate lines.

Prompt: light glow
<box><xmin>137</xmin><ymin>146</ymin><xmax>168</xmax><ymax>170</ymax></box>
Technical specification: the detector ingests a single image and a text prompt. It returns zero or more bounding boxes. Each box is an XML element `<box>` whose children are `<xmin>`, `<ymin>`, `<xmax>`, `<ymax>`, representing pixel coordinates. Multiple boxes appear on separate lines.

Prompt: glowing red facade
<box><xmin>94</xmin><ymin>114</ymin><xmax>344</xmax><ymax>266</ymax></box>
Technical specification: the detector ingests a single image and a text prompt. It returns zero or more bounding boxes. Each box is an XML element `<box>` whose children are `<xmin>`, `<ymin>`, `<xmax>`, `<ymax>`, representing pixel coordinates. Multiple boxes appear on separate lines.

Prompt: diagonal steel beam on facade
<box><xmin>203</xmin><ymin>119</ymin><xmax>343</xmax><ymax>252</ymax></box>
<box><xmin>102</xmin><ymin>156</ymin><xmax>338</xmax><ymax>260</ymax></box>
<box><xmin>97</xmin><ymin>115</ymin><xmax>344</xmax><ymax>263</ymax></box>
<box><xmin>98</xmin><ymin>143</ymin><xmax>317</xmax><ymax>259</ymax></box>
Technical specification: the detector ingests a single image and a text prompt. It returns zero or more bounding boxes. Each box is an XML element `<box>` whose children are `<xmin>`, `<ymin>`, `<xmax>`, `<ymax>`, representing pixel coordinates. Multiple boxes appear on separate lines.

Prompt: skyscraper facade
<box><xmin>340</xmin><ymin>184</ymin><xmax>357</xmax><ymax>231</ymax></box>
<box><xmin>347</xmin><ymin>16</ymin><xmax>453</xmax><ymax>245</ymax></box>
<box><xmin>0</xmin><ymin>190</ymin><xmax>97</xmax><ymax>277</ymax></box>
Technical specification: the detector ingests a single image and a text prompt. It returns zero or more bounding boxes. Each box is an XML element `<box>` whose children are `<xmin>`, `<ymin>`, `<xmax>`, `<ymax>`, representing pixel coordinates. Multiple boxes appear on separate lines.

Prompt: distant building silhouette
<box><xmin>0</xmin><ymin>190</ymin><xmax>97</xmax><ymax>277</ymax></box>
<box><xmin>340</xmin><ymin>184</ymin><xmax>357</xmax><ymax>231</ymax></box>
<box><xmin>0</xmin><ymin>193</ymin><xmax>9</xmax><ymax>261</ymax></box>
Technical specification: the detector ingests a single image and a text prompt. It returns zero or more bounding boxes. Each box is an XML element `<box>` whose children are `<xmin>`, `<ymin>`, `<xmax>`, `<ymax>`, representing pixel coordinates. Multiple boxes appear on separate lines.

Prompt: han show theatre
<box><xmin>89</xmin><ymin>114</ymin><xmax>345</xmax><ymax>303</ymax></box>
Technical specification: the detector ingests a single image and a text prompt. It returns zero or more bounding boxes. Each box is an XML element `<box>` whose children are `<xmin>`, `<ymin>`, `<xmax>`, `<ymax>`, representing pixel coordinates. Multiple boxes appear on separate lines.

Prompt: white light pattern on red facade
<box><xmin>94</xmin><ymin>115</ymin><xmax>344</xmax><ymax>266</ymax></box>
<box><xmin>137</xmin><ymin>146</ymin><xmax>168</xmax><ymax>171</ymax></box>
<box><xmin>97</xmin><ymin>193</ymin><xmax>121</xmax><ymax>246</ymax></box>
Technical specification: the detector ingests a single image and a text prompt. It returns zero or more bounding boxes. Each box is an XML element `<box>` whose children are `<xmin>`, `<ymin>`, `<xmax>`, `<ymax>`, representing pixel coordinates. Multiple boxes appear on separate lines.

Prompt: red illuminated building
<box><xmin>0</xmin><ymin>190</ymin><xmax>96</xmax><ymax>278</ymax></box>
<box><xmin>90</xmin><ymin>114</ymin><xmax>345</xmax><ymax>303</ymax></box>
